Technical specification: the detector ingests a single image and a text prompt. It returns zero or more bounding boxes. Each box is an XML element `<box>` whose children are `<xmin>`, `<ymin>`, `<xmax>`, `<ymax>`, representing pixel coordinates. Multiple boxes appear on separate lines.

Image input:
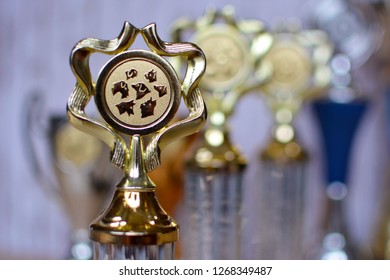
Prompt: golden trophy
<box><xmin>67</xmin><ymin>21</ymin><xmax>206</xmax><ymax>260</ymax></box>
<box><xmin>171</xmin><ymin>6</ymin><xmax>272</xmax><ymax>259</ymax></box>
<box><xmin>255</xmin><ymin>22</ymin><xmax>333</xmax><ymax>259</ymax></box>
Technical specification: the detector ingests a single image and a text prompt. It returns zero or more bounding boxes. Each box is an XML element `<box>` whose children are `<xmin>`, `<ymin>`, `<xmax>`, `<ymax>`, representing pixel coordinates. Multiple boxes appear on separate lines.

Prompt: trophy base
<box><xmin>254</xmin><ymin>159</ymin><xmax>307</xmax><ymax>260</ymax></box>
<box><xmin>181</xmin><ymin>168</ymin><xmax>243</xmax><ymax>259</ymax></box>
<box><xmin>93</xmin><ymin>242</ymin><xmax>175</xmax><ymax>260</ymax></box>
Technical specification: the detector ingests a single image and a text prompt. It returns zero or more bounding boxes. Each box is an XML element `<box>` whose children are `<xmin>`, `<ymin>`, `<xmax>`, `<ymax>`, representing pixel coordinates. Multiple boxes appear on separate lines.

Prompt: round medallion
<box><xmin>95</xmin><ymin>50</ymin><xmax>181</xmax><ymax>135</ymax></box>
<box><xmin>262</xmin><ymin>39</ymin><xmax>311</xmax><ymax>96</ymax></box>
<box><xmin>193</xmin><ymin>25</ymin><xmax>251</xmax><ymax>92</ymax></box>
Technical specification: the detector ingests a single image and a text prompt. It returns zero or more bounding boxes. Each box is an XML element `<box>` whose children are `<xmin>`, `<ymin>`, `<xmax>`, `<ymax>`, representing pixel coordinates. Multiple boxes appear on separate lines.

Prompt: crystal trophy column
<box><xmin>255</xmin><ymin>24</ymin><xmax>333</xmax><ymax>259</ymax></box>
<box><xmin>171</xmin><ymin>6</ymin><xmax>272</xmax><ymax>259</ymax></box>
<box><xmin>67</xmin><ymin>22</ymin><xmax>207</xmax><ymax>260</ymax></box>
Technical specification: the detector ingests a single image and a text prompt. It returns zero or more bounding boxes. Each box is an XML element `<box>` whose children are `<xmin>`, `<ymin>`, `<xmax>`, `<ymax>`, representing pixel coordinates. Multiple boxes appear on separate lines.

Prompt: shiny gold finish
<box><xmin>172</xmin><ymin>6</ymin><xmax>272</xmax><ymax>168</ymax></box>
<box><xmin>67</xmin><ymin>22</ymin><xmax>206</xmax><ymax>246</ymax></box>
<box><xmin>186</xmin><ymin>129</ymin><xmax>246</xmax><ymax>171</ymax></box>
<box><xmin>260</xmin><ymin>24</ymin><xmax>333</xmax><ymax>158</ymax></box>
<box><xmin>68</xmin><ymin>22</ymin><xmax>207</xmax><ymax>173</ymax></box>
<box><xmin>95</xmin><ymin>50</ymin><xmax>181</xmax><ymax>135</ymax></box>
<box><xmin>90</xmin><ymin>189</ymin><xmax>178</xmax><ymax>245</ymax></box>
<box><xmin>261</xmin><ymin>137</ymin><xmax>308</xmax><ymax>164</ymax></box>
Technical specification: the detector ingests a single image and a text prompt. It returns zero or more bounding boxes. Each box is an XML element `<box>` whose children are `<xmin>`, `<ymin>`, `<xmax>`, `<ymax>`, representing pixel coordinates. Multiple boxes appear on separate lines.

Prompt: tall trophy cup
<box><xmin>255</xmin><ymin>23</ymin><xmax>333</xmax><ymax>259</ymax></box>
<box><xmin>171</xmin><ymin>6</ymin><xmax>272</xmax><ymax>259</ymax></box>
<box><xmin>304</xmin><ymin>0</ymin><xmax>381</xmax><ymax>259</ymax></box>
<box><xmin>67</xmin><ymin>21</ymin><xmax>206</xmax><ymax>260</ymax></box>
<box><xmin>25</xmin><ymin>92</ymin><xmax>114</xmax><ymax>260</ymax></box>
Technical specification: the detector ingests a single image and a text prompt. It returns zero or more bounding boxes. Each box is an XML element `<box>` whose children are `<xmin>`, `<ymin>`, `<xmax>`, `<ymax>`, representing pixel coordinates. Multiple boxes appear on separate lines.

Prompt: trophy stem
<box><xmin>316</xmin><ymin>180</ymin><xmax>355</xmax><ymax>259</ymax></box>
<box><xmin>182</xmin><ymin>168</ymin><xmax>243</xmax><ymax>259</ymax></box>
<box><xmin>90</xmin><ymin>135</ymin><xmax>179</xmax><ymax>260</ymax></box>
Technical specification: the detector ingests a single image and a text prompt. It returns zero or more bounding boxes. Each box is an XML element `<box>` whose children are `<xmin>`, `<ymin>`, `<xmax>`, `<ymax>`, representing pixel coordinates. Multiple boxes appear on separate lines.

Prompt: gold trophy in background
<box><xmin>67</xmin><ymin>21</ymin><xmax>206</xmax><ymax>260</ymax></box>
<box><xmin>171</xmin><ymin>5</ymin><xmax>272</xmax><ymax>259</ymax></box>
<box><xmin>254</xmin><ymin>22</ymin><xmax>333</xmax><ymax>259</ymax></box>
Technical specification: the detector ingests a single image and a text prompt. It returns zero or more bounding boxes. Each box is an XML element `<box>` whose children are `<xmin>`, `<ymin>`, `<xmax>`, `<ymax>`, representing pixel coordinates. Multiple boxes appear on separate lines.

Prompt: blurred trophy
<box><xmin>67</xmin><ymin>21</ymin><xmax>206</xmax><ymax>260</ymax></box>
<box><xmin>304</xmin><ymin>0</ymin><xmax>382</xmax><ymax>70</ymax></box>
<box><xmin>311</xmin><ymin>55</ymin><xmax>368</xmax><ymax>259</ymax></box>
<box><xmin>171</xmin><ymin>6</ymin><xmax>272</xmax><ymax>259</ymax></box>
<box><xmin>25</xmin><ymin>92</ymin><xmax>114</xmax><ymax>260</ymax></box>
<box><xmin>255</xmin><ymin>22</ymin><xmax>333</xmax><ymax>259</ymax></box>
<box><xmin>365</xmin><ymin>0</ymin><xmax>390</xmax><ymax>260</ymax></box>
<box><xmin>304</xmin><ymin>0</ymin><xmax>381</xmax><ymax>259</ymax></box>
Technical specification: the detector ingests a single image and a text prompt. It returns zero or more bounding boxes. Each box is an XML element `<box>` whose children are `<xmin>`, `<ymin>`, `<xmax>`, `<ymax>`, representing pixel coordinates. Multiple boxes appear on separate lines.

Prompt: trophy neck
<box><xmin>261</xmin><ymin>134</ymin><xmax>308</xmax><ymax>164</ymax></box>
<box><xmin>186</xmin><ymin>125</ymin><xmax>246</xmax><ymax>171</ymax></box>
<box><xmin>121</xmin><ymin>134</ymin><xmax>156</xmax><ymax>190</ymax></box>
<box><xmin>90</xmin><ymin>135</ymin><xmax>178</xmax><ymax>246</ymax></box>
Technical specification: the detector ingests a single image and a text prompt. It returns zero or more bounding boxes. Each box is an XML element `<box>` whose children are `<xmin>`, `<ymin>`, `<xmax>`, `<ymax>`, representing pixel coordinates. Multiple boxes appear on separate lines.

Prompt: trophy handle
<box><xmin>140</xmin><ymin>24</ymin><xmax>207</xmax><ymax>171</ymax></box>
<box><xmin>67</xmin><ymin>22</ymin><xmax>138</xmax><ymax>171</ymax></box>
<box><xmin>23</xmin><ymin>91</ymin><xmax>63</xmax><ymax>202</ymax></box>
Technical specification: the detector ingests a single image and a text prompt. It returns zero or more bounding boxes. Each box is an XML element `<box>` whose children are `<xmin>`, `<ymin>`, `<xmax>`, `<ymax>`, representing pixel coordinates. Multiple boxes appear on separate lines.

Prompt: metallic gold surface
<box><xmin>95</xmin><ymin>50</ymin><xmax>181</xmax><ymax>135</ymax></box>
<box><xmin>90</xmin><ymin>189</ymin><xmax>179</xmax><ymax>245</ymax></box>
<box><xmin>261</xmin><ymin>137</ymin><xmax>308</xmax><ymax>164</ymax></box>
<box><xmin>68</xmin><ymin>22</ymin><xmax>206</xmax><ymax>173</ymax></box>
<box><xmin>172</xmin><ymin>6</ymin><xmax>272</xmax><ymax>168</ymax></box>
<box><xmin>68</xmin><ymin>22</ymin><xmax>206</xmax><ymax>246</ymax></box>
<box><xmin>260</xmin><ymin>24</ymin><xmax>333</xmax><ymax>156</ymax></box>
<box><xmin>186</xmin><ymin>129</ymin><xmax>246</xmax><ymax>171</ymax></box>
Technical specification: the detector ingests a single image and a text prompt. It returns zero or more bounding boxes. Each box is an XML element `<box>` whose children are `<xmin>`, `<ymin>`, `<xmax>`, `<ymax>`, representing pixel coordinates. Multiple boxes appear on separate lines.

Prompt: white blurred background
<box><xmin>0</xmin><ymin>0</ymin><xmax>389</xmax><ymax>259</ymax></box>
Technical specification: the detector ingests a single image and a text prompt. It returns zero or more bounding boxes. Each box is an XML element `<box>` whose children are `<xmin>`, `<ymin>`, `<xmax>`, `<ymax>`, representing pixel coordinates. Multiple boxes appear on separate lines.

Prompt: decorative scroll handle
<box><xmin>67</xmin><ymin>22</ymin><xmax>206</xmax><ymax>173</ymax></box>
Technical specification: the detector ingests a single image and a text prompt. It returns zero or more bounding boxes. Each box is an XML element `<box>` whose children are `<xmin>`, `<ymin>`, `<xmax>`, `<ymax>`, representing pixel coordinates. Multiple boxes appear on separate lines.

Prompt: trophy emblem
<box><xmin>67</xmin><ymin>22</ymin><xmax>206</xmax><ymax>260</ymax></box>
<box><xmin>171</xmin><ymin>5</ymin><xmax>272</xmax><ymax>259</ymax></box>
<box><xmin>255</xmin><ymin>22</ymin><xmax>333</xmax><ymax>259</ymax></box>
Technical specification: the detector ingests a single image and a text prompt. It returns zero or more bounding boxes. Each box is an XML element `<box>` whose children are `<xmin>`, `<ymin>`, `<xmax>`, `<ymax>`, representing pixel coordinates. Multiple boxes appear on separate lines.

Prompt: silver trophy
<box><xmin>304</xmin><ymin>0</ymin><xmax>380</xmax><ymax>259</ymax></box>
<box><xmin>24</xmin><ymin>92</ymin><xmax>116</xmax><ymax>259</ymax></box>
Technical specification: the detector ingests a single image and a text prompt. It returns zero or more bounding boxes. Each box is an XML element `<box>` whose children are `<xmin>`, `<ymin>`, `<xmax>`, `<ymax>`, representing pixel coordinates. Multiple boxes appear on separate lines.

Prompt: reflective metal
<box><xmin>68</xmin><ymin>22</ymin><xmax>207</xmax><ymax>259</ymax></box>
